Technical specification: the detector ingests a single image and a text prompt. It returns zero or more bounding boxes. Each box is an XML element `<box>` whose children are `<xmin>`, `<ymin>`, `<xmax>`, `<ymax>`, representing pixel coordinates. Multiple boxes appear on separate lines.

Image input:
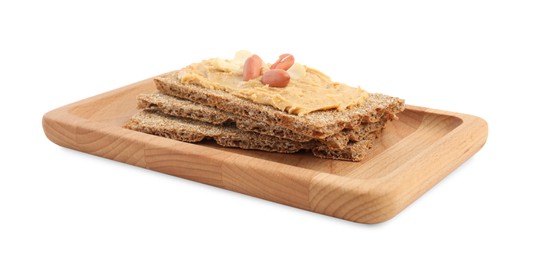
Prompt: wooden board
<box><xmin>42</xmin><ymin>77</ymin><xmax>488</xmax><ymax>224</ymax></box>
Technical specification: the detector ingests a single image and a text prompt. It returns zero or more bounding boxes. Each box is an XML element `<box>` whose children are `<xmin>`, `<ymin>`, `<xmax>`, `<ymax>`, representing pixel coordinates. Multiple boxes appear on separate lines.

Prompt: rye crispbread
<box><xmin>154</xmin><ymin>70</ymin><xmax>405</xmax><ymax>139</ymax></box>
<box><xmin>124</xmin><ymin>110</ymin><xmax>376</xmax><ymax>161</ymax></box>
<box><xmin>137</xmin><ymin>92</ymin><xmax>391</xmax><ymax>149</ymax></box>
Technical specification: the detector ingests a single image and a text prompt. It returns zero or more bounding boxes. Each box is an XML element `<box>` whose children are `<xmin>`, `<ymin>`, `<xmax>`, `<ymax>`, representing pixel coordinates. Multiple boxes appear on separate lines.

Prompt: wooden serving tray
<box><xmin>42</xmin><ymin>77</ymin><xmax>488</xmax><ymax>224</ymax></box>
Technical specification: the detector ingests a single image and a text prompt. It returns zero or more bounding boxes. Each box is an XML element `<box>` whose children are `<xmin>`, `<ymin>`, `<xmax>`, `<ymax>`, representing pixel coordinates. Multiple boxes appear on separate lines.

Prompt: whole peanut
<box><xmin>261</xmin><ymin>69</ymin><xmax>290</xmax><ymax>87</ymax></box>
<box><xmin>270</xmin><ymin>54</ymin><xmax>295</xmax><ymax>70</ymax></box>
<box><xmin>243</xmin><ymin>54</ymin><xmax>263</xmax><ymax>81</ymax></box>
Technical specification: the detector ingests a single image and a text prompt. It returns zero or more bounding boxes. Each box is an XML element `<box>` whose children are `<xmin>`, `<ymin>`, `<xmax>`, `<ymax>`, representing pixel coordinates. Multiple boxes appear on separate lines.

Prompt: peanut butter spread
<box><xmin>177</xmin><ymin>56</ymin><xmax>368</xmax><ymax>116</ymax></box>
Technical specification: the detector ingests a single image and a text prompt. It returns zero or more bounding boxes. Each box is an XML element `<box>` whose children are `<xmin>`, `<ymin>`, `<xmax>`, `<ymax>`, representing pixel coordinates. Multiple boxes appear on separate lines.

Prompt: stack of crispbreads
<box><xmin>125</xmin><ymin>53</ymin><xmax>405</xmax><ymax>161</ymax></box>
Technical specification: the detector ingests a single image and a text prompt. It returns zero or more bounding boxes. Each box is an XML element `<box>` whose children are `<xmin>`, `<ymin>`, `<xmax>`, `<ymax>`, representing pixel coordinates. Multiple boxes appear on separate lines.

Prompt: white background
<box><xmin>1</xmin><ymin>0</ymin><xmax>533</xmax><ymax>259</ymax></box>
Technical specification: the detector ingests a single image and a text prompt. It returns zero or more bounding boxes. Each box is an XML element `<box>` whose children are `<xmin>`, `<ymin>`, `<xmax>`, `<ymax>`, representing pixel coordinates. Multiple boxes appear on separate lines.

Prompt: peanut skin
<box><xmin>262</xmin><ymin>69</ymin><xmax>290</xmax><ymax>87</ymax></box>
<box><xmin>270</xmin><ymin>54</ymin><xmax>295</xmax><ymax>70</ymax></box>
<box><xmin>243</xmin><ymin>54</ymin><xmax>263</xmax><ymax>81</ymax></box>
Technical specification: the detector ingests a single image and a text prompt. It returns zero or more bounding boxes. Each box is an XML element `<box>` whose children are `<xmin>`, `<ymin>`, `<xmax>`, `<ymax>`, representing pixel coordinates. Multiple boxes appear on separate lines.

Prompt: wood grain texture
<box><xmin>42</xmin><ymin>76</ymin><xmax>488</xmax><ymax>224</ymax></box>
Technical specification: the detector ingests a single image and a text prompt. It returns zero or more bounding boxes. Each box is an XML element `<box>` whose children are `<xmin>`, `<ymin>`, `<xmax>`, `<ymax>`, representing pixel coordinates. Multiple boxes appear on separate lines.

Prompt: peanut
<box><xmin>233</xmin><ymin>50</ymin><xmax>253</xmax><ymax>65</ymax></box>
<box><xmin>287</xmin><ymin>63</ymin><xmax>306</xmax><ymax>80</ymax></box>
<box><xmin>243</xmin><ymin>55</ymin><xmax>263</xmax><ymax>81</ymax></box>
<box><xmin>261</xmin><ymin>69</ymin><xmax>290</xmax><ymax>87</ymax></box>
<box><xmin>270</xmin><ymin>54</ymin><xmax>295</xmax><ymax>70</ymax></box>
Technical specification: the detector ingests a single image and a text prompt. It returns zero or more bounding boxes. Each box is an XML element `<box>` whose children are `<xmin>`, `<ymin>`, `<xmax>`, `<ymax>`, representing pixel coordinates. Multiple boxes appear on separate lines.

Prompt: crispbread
<box><xmin>137</xmin><ymin>92</ymin><xmax>309</xmax><ymax>142</ymax></box>
<box><xmin>138</xmin><ymin>92</ymin><xmax>392</xmax><ymax>149</ymax></box>
<box><xmin>124</xmin><ymin>110</ymin><xmax>375</xmax><ymax>161</ymax></box>
<box><xmin>312</xmin><ymin>139</ymin><xmax>374</xmax><ymax>161</ymax></box>
<box><xmin>155</xmin><ymin>70</ymin><xmax>405</xmax><ymax>139</ymax></box>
